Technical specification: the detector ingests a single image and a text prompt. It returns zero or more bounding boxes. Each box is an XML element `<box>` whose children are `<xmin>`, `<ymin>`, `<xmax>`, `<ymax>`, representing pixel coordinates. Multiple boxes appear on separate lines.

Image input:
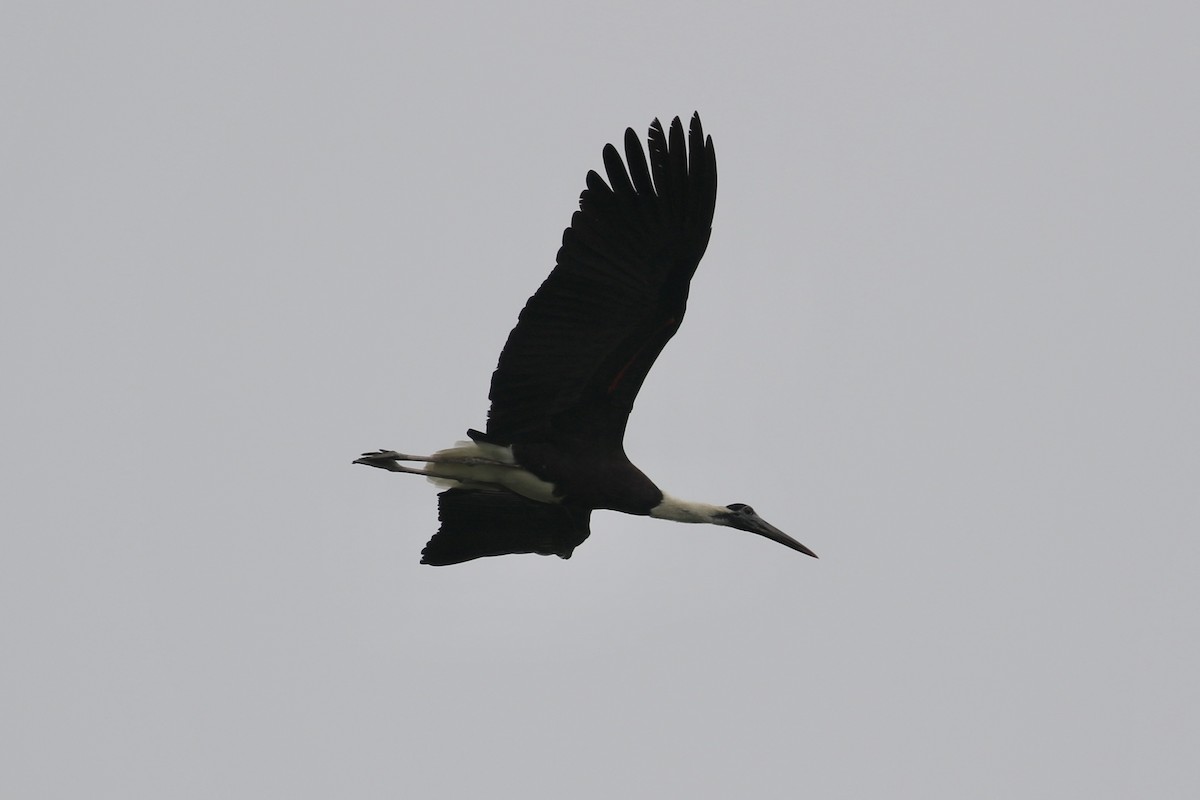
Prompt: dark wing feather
<box><xmin>420</xmin><ymin>488</ymin><xmax>593</xmax><ymax>566</ymax></box>
<box><xmin>483</xmin><ymin>113</ymin><xmax>717</xmax><ymax>446</ymax></box>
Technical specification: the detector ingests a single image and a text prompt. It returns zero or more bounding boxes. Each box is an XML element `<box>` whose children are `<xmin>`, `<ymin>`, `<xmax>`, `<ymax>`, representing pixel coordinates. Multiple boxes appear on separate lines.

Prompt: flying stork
<box><xmin>355</xmin><ymin>113</ymin><xmax>817</xmax><ymax>566</ymax></box>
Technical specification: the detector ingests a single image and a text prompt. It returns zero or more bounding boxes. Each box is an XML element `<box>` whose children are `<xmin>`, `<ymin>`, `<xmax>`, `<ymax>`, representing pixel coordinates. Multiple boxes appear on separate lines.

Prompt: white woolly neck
<box><xmin>648</xmin><ymin>493</ymin><xmax>728</xmax><ymax>524</ymax></box>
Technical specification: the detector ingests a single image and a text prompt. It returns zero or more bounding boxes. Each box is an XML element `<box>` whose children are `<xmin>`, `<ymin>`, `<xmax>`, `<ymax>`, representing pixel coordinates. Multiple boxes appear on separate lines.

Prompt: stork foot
<box><xmin>353</xmin><ymin>450</ymin><xmax>420</xmax><ymax>472</ymax></box>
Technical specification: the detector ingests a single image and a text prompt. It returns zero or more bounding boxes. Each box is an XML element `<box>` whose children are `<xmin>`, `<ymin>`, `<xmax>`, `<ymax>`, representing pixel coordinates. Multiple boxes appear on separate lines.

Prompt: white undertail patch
<box><xmin>424</xmin><ymin>441</ymin><xmax>560</xmax><ymax>504</ymax></box>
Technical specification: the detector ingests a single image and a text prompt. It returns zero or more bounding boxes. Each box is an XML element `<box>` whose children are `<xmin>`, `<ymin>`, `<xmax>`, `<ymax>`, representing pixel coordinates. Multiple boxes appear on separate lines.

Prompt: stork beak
<box><xmin>731</xmin><ymin>512</ymin><xmax>818</xmax><ymax>558</ymax></box>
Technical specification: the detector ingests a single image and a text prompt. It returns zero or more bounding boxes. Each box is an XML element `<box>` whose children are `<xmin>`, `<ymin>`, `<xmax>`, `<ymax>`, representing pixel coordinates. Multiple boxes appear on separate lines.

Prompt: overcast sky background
<box><xmin>5</xmin><ymin>2</ymin><xmax>1198</xmax><ymax>797</ymax></box>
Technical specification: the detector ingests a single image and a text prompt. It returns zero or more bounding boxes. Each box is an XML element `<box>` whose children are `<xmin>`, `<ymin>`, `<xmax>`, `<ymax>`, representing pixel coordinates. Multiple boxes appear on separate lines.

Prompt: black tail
<box><xmin>420</xmin><ymin>487</ymin><xmax>593</xmax><ymax>566</ymax></box>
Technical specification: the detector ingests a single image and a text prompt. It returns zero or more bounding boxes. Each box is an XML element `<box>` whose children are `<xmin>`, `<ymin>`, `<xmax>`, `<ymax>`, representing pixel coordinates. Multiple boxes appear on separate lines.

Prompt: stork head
<box><xmin>649</xmin><ymin>494</ymin><xmax>818</xmax><ymax>558</ymax></box>
<box><xmin>720</xmin><ymin>503</ymin><xmax>818</xmax><ymax>558</ymax></box>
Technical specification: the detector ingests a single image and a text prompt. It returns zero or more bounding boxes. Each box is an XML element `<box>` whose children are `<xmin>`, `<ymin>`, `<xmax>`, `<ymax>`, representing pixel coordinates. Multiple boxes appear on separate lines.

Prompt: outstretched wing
<box><xmin>483</xmin><ymin>113</ymin><xmax>717</xmax><ymax>447</ymax></box>
<box><xmin>420</xmin><ymin>488</ymin><xmax>593</xmax><ymax>566</ymax></box>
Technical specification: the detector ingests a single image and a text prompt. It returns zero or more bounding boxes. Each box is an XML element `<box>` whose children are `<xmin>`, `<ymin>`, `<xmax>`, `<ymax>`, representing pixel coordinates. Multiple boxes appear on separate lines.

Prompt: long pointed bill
<box><xmin>737</xmin><ymin>513</ymin><xmax>818</xmax><ymax>558</ymax></box>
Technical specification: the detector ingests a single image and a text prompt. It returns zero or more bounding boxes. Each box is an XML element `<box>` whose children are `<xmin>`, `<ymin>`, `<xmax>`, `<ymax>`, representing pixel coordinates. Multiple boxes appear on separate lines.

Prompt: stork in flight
<box><xmin>355</xmin><ymin>113</ymin><xmax>817</xmax><ymax>566</ymax></box>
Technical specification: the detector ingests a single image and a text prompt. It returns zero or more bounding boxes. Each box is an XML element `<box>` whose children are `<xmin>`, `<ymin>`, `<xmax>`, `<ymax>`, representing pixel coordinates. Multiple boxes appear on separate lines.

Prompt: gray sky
<box><xmin>5</xmin><ymin>2</ymin><xmax>1198</xmax><ymax>797</ymax></box>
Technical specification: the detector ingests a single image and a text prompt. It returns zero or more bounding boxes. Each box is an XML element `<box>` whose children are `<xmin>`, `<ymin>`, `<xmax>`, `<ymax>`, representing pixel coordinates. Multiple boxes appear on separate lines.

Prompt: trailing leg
<box><xmin>352</xmin><ymin>451</ymin><xmax>429</xmax><ymax>474</ymax></box>
<box><xmin>352</xmin><ymin>448</ymin><xmax>518</xmax><ymax>471</ymax></box>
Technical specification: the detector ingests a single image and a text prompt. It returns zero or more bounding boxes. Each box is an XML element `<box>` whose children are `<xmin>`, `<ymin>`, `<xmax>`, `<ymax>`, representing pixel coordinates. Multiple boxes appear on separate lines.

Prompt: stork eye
<box><xmin>726</xmin><ymin>503</ymin><xmax>754</xmax><ymax>515</ymax></box>
<box><xmin>741</xmin><ymin>505</ymin><xmax>755</xmax><ymax>516</ymax></box>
